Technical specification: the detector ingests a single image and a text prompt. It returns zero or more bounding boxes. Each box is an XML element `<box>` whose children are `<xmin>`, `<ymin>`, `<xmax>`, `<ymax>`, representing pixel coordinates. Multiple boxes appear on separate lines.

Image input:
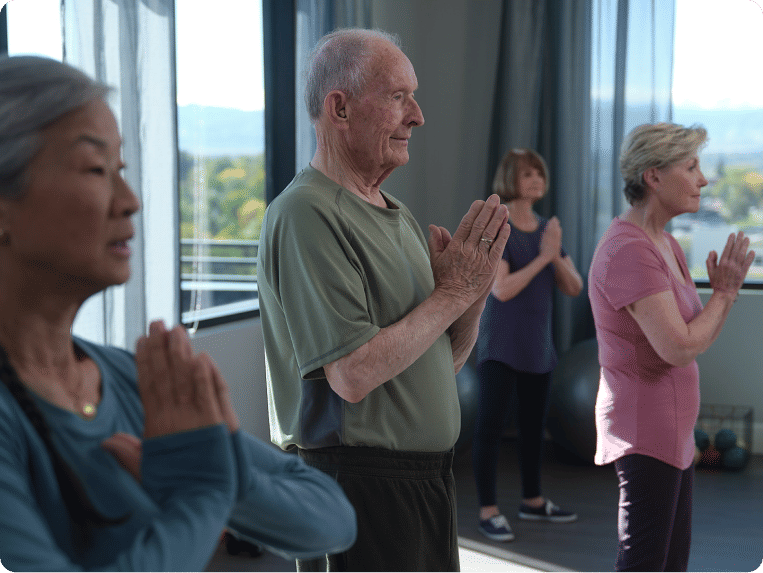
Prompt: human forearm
<box><xmin>628</xmin><ymin>289</ymin><xmax>736</xmax><ymax>368</ymax></box>
<box><xmin>324</xmin><ymin>288</ymin><xmax>468</xmax><ymax>403</ymax></box>
<box><xmin>679</xmin><ymin>291</ymin><xmax>736</xmax><ymax>363</ymax></box>
<box><xmin>552</xmin><ymin>255</ymin><xmax>583</xmax><ymax>297</ymax></box>
<box><xmin>491</xmin><ymin>254</ymin><xmax>552</xmax><ymax>302</ymax></box>
<box><xmin>448</xmin><ymin>281</ymin><xmax>493</xmax><ymax>372</ymax></box>
<box><xmin>227</xmin><ymin>432</ymin><xmax>356</xmax><ymax>559</ymax></box>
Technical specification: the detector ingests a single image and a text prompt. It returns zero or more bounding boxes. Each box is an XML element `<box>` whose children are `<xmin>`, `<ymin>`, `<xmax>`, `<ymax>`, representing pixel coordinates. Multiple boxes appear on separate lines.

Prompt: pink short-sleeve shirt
<box><xmin>588</xmin><ymin>218</ymin><xmax>704</xmax><ymax>469</ymax></box>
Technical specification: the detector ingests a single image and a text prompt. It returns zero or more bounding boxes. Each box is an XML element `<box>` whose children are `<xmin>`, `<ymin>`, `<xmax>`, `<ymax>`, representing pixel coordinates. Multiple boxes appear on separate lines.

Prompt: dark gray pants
<box><xmin>297</xmin><ymin>446</ymin><xmax>460</xmax><ymax>572</ymax></box>
<box><xmin>615</xmin><ymin>454</ymin><xmax>694</xmax><ymax>571</ymax></box>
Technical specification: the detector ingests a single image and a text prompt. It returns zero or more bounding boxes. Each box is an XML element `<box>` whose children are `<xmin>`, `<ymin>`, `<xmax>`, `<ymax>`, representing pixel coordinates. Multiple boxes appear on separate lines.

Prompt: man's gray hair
<box><xmin>304</xmin><ymin>27</ymin><xmax>401</xmax><ymax>122</ymax></box>
<box><xmin>0</xmin><ymin>55</ymin><xmax>110</xmax><ymax>199</ymax></box>
<box><xmin>619</xmin><ymin>122</ymin><xmax>708</xmax><ymax>205</ymax></box>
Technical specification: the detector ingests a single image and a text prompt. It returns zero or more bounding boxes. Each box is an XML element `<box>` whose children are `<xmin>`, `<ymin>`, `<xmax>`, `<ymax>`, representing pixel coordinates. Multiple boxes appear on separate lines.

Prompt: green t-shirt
<box><xmin>257</xmin><ymin>166</ymin><xmax>460</xmax><ymax>452</ymax></box>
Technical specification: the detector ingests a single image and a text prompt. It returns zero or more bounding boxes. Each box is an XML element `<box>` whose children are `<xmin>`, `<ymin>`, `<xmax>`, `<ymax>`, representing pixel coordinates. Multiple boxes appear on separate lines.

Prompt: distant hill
<box><xmin>178</xmin><ymin>105</ymin><xmax>264</xmax><ymax>156</ymax></box>
<box><xmin>177</xmin><ymin>102</ymin><xmax>762</xmax><ymax>156</ymax></box>
<box><xmin>673</xmin><ymin>107</ymin><xmax>763</xmax><ymax>154</ymax></box>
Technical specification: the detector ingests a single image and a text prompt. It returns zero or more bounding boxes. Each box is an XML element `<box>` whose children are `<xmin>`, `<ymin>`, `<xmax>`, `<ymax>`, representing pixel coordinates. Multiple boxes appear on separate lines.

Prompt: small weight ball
<box><xmin>700</xmin><ymin>446</ymin><xmax>721</xmax><ymax>468</ymax></box>
<box><xmin>694</xmin><ymin>428</ymin><xmax>710</xmax><ymax>451</ymax></box>
<box><xmin>714</xmin><ymin>428</ymin><xmax>737</xmax><ymax>452</ymax></box>
<box><xmin>721</xmin><ymin>446</ymin><xmax>749</xmax><ymax>471</ymax></box>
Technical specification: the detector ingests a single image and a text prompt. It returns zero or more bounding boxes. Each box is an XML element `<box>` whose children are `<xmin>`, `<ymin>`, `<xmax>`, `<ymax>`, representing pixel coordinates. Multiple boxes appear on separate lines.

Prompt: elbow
<box><xmin>289</xmin><ymin>502</ymin><xmax>357</xmax><ymax>559</ymax></box>
<box><xmin>668</xmin><ymin>354</ymin><xmax>696</xmax><ymax>369</ymax></box>
<box><xmin>659</xmin><ymin>344</ymin><xmax>698</xmax><ymax>368</ymax></box>
<box><xmin>491</xmin><ymin>286</ymin><xmax>511</xmax><ymax>303</ymax></box>
<box><xmin>567</xmin><ymin>282</ymin><xmax>583</xmax><ymax>297</ymax></box>
<box><xmin>326</xmin><ymin>365</ymin><xmax>370</xmax><ymax>403</ymax></box>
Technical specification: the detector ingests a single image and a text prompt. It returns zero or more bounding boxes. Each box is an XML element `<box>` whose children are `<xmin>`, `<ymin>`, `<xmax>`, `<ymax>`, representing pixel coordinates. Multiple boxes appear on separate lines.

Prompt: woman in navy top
<box><xmin>472</xmin><ymin>149</ymin><xmax>583</xmax><ymax>542</ymax></box>
<box><xmin>0</xmin><ymin>55</ymin><xmax>356</xmax><ymax>571</ymax></box>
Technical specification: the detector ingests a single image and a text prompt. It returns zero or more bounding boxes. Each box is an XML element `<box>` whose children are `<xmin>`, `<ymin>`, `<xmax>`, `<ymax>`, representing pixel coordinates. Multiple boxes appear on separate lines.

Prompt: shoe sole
<box><xmin>477</xmin><ymin>526</ymin><xmax>515</xmax><ymax>542</ymax></box>
<box><xmin>518</xmin><ymin>512</ymin><xmax>578</xmax><ymax>523</ymax></box>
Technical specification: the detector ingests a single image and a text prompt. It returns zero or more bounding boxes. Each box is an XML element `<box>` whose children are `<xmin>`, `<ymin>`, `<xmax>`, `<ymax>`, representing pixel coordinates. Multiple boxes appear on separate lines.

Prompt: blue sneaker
<box><xmin>518</xmin><ymin>499</ymin><xmax>577</xmax><ymax>523</ymax></box>
<box><xmin>478</xmin><ymin>514</ymin><xmax>515</xmax><ymax>541</ymax></box>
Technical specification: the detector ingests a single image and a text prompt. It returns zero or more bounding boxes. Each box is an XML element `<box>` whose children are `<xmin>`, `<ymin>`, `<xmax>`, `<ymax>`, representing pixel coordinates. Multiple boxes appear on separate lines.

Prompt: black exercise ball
<box><xmin>455</xmin><ymin>361</ymin><xmax>479</xmax><ymax>453</ymax></box>
<box><xmin>547</xmin><ymin>338</ymin><xmax>600</xmax><ymax>464</ymax></box>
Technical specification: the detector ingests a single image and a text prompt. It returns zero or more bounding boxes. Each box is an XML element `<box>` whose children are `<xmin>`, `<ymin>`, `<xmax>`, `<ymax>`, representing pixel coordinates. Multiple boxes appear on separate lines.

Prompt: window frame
<box><xmin>177</xmin><ymin>0</ymin><xmax>295</xmax><ymax>330</ymax></box>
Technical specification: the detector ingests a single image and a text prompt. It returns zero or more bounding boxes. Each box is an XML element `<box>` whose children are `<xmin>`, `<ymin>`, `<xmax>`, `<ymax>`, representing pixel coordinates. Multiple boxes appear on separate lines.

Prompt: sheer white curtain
<box><xmin>590</xmin><ymin>0</ymin><xmax>675</xmax><ymax>243</ymax></box>
<box><xmin>64</xmin><ymin>0</ymin><xmax>179</xmax><ymax>351</ymax></box>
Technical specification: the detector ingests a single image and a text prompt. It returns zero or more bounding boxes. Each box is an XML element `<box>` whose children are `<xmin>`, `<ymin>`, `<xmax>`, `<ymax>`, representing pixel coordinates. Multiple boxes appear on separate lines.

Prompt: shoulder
<box><xmin>263</xmin><ymin>168</ymin><xmax>350</xmax><ymax>235</ymax></box>
<box><xmin>591</xmin><ymin>220</ymin><xmax>661</xmax><ymax>277</ymax></box>
<box><xmin>597</xmin><ymin>219</ymin><xmax>655</xmax><ymax>257</ymax></box>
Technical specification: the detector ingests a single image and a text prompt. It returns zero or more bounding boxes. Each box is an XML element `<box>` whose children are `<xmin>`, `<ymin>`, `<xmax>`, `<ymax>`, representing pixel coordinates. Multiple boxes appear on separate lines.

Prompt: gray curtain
<box><xmin>487</xmin><ymin>0</ymin><xmax>595</xmax><ymax>351</ymax></box>
<box><xmin>295</xmin><ymin>0</ymin><xmax>373</xmax><ymax>171</ymax></box>
<box><xmin>488</xmin><ymin>0</ymin><xmax>674</xmax><ymax>353</ymax></box>
<box><xmin>64</xmin><ymin>0</ymin><xmax>179</xmax><ymax>350</ymax></box>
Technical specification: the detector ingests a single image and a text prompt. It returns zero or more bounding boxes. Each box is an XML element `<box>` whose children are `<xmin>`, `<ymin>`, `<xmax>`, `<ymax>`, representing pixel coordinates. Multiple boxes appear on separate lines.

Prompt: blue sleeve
<box><xmin>226</xmin><ymin>432</ymin><xmax>357</xmax><ymax>560</ymax></box>
<box><xmin>0</xmin><ymin>420</ymin><xmax>237</xmax><ymax>572</ymax></box>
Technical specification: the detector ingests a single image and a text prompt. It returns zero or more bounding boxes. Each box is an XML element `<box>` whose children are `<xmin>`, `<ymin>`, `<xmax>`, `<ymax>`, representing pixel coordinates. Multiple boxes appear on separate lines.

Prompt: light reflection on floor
<box><xmin>458</xmin><ymin>538</ymin><xmax>569</xmax><ymax>572</ymax></box>
<box><xmin>459</xmin><ymin>546</ymin><xmax>541</xmax><ymax>572</ymax></box>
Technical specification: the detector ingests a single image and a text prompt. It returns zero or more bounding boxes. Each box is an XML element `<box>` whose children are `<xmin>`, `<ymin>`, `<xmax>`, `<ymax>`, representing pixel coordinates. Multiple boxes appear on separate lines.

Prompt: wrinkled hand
<box><xmin>706</xmin><ymin>231</ymin><xmax>755</xmax><ymax>298</ymax></box>
<box><xmin>540</xmin><ymin>216</ymin><xmax>562</xmax><ymax>263</ymax></box>
<box><xmin>428</xmin><ymin>194</ymin><xmax>510</xmax><ymax>307</ymax></box>
<box><xmin>136</xmin><ymin>321</ymin><xmax>240</xmax><ymax>440</ymax></box>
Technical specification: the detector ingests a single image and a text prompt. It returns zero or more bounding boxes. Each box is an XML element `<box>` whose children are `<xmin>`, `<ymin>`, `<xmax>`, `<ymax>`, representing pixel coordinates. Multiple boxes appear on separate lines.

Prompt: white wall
<box><xmin>189</xmin><ymin>317</ymin><xmax>272</xmax><ymax>445</ymax></box>
<box><xmin>696</xmin><ymin>289</ymin><xmax>763</xmax><ymax>454</ymax></box>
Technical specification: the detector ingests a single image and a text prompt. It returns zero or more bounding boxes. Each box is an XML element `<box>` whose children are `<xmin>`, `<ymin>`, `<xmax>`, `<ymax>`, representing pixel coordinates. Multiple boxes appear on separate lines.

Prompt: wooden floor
<box><xmin>207</xmin><ymin>439</ymin><xmax>763</xmax><ymax>572</ymax></box>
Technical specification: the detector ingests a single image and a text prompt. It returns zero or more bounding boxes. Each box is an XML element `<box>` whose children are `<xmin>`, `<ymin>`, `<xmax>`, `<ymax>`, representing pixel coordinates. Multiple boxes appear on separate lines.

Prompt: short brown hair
<box><xmin>492</xmin><ymin>148</ymin><xmax>549</xmax><ymax>202</ymax></box>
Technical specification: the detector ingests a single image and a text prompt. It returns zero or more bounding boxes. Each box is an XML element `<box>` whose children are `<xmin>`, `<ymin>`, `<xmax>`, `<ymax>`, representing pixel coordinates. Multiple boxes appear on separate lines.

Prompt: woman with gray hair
<box><xmin>0</xmin><ymin>55</ymin><xmax>355</xmax><ymax>571</ymax></box>
<box><xmin>588</xmin><ymin>122</ymin><xmax>754</xmax><ymax>571</ymax></box>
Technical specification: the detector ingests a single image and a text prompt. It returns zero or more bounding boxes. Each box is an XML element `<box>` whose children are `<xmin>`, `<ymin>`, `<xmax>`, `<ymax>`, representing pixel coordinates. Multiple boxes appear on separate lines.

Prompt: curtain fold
<box><xmin>65</xmin><ymin>0</ymin><xmax>178</xmax><ymax>351</ymax></box>
<box><xmin>295</xmin><ymin>0</ymin><xmax>373</xmax><ymax>172</ymax></box>
<box><xmin>487</xmin><ymin>0</ymin><xmax>675</xmax><ymax>352</ymax></box>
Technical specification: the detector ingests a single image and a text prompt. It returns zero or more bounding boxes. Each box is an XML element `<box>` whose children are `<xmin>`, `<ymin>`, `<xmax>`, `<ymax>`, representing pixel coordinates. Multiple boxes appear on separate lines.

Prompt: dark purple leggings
<box><xmin>614</xmin><ymin>454</ymin><xmax>694</xmax><ymax>571</ymax></box>
<box><xmin>471</xmin><ymin>360</ymin><xmax>552</xmax><ymax>504</ymax></box>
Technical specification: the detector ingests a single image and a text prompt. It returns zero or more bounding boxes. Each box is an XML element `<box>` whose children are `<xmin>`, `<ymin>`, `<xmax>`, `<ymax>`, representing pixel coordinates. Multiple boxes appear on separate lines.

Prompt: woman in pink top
<box><xmin>588</xmin><ymin>123</ymin><xmax>754</xmax><ymax>571</ymax></box>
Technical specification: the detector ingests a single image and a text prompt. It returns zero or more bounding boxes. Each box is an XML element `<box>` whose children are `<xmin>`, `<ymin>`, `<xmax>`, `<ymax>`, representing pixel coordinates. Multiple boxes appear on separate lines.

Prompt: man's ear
<box><xmin>324</xmin><ymin>91</ymin><xmax>349</xmax><ymax>127</ymax></box>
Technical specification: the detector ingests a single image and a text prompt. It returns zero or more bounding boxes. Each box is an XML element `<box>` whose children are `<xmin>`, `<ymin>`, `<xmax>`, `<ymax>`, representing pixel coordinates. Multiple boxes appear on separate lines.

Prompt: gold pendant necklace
<box><xmin>81</xmin><ymin>402</ymin><xmax>97</xmax><ymax>418</ymax></box>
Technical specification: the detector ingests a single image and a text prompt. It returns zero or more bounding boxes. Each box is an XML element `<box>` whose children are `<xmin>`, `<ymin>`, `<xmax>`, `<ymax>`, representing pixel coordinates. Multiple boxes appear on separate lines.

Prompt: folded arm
<box><xmin>226</xmin><ymin>432</ymin><xmax>357</xmax><ymax>559</ymax></box>
<box><xmin>324</xmin><ymin>195</ymin><xmax>510</xmax><ymax>402</ymax></box>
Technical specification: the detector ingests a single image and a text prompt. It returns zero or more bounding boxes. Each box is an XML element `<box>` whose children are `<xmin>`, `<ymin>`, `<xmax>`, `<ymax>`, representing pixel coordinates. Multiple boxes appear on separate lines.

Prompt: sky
<box><xmin>672</xmin><ymin>0</ymin><xmax>763</xmax><ymax>110</ymax></box>
<box><xmin>3</xmin><ymin>0</ymin><xmax>762</xmax><ymax>112</ymax></box>
<box><xmin>4</xmin><ymin>0</ymin><xmax>265</xmax><ymax>111</ymax></box>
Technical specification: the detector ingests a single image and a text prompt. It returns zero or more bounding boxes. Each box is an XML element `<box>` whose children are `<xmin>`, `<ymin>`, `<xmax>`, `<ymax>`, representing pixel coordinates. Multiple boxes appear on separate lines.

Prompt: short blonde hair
<box><xmin>492</xmin><ymin>148</ymin><xmax>549</xmax><ymax>202</ymax></box>
<box><xmin>619</xmin><ymin>122</ymin><xmax>708</xmax><ymax>205</ymax></box>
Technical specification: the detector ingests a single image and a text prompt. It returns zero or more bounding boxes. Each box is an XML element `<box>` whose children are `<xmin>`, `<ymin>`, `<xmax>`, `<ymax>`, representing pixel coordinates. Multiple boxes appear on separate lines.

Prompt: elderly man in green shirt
<box><xmin>257</xmin><ymin>27</ymin><xmax>510</xmax><ymax>571</ymax></box>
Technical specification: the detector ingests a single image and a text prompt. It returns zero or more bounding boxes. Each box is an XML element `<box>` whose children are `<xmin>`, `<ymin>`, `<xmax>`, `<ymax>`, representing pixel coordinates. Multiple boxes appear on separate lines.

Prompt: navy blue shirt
<box><xmin>476</xmin><ymin>215</ymin><xmax>566</xmax><ymax>374</ymax></box>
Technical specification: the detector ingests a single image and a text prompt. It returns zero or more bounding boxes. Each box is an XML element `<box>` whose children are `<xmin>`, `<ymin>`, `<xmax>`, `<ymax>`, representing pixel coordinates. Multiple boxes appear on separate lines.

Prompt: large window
<box><xmin>5</xmin><ymin>0</ymin><xmax>62</xmax><ymax>59</ymax></box>
<box><xmin>175</xmin><ymin>0</ymin><xmax>266</xmax><ymax>326</ymax></box>
<box><xmin>670</xmin><ymin>0</ymin><xmax>763</xmax><ymax>284</ymax></box>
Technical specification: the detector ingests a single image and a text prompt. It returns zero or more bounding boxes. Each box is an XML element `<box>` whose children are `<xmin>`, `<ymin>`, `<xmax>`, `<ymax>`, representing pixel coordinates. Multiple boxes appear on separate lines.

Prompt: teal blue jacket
<box><xmin>0</xmin><ymin>338</ymin><xmax>356</xmax><ymax>571</ymax></box>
